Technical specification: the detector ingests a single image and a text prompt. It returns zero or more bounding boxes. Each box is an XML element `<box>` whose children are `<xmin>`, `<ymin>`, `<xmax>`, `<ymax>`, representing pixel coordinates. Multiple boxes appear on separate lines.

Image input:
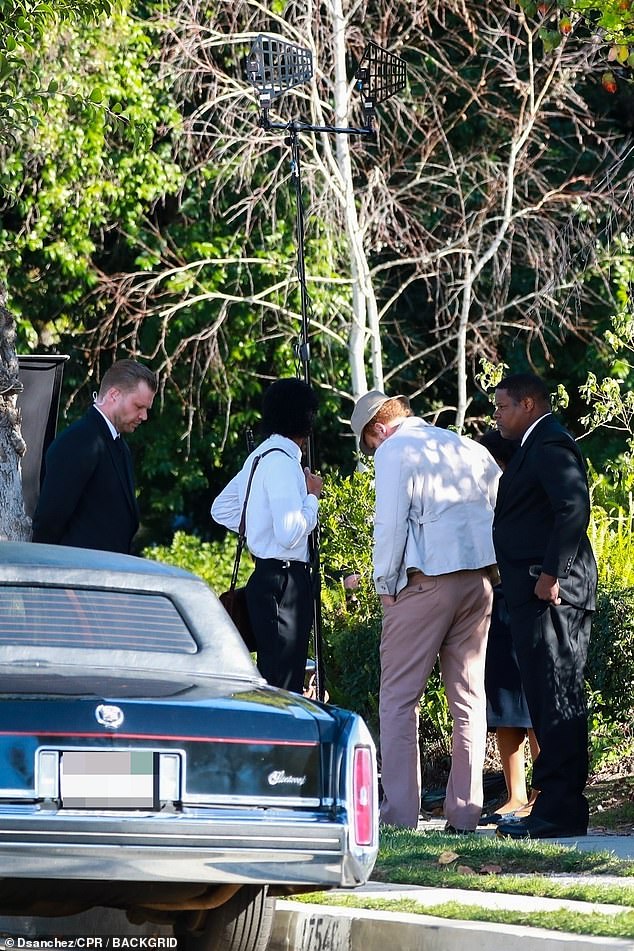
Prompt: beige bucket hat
<box><xmin>350</xmin><ymin>390</ymin><xmax>410</xmax><ymax>455</ymax></box>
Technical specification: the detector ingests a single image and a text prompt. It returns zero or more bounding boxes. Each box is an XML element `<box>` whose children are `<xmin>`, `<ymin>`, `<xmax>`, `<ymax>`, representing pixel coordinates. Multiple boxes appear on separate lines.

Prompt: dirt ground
<box><xmin>419</xmin><ymin>739</ymin><xmax>634</xmax><ymax>833</ymax></box>
<box><xmin>587</xmin><ymin>768</ymin><xmax>634</xmax><ymax>834</ymax></box>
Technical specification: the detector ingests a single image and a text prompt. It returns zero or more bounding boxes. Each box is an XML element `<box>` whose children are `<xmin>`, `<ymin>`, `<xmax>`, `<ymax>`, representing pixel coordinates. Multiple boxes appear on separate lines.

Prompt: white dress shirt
<box><xmin>521</xmin><ymin>412</ymin><xmax>552</xmax><ymax>445</ymax></box>
<box><xmin>93</xmin><ymin>404</ymin><xmax>119</xmax><ymax>440</ymax></box>
<box><xmin>373</xmin><ymin>417</ymin><xmax>500</xmax><ymax>596</ymax></box>
<box><xmin>211</xmin><ymin>434</ymin><xmax>318</xmax><ymax>563</ymax></box>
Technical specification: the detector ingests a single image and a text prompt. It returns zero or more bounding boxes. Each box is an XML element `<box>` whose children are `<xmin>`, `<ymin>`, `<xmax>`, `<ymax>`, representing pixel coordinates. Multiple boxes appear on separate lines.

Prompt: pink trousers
<box><xmin>379</xmin><ymin>569</ymin><xmax>493</xmax><ymax>830</ymax></box>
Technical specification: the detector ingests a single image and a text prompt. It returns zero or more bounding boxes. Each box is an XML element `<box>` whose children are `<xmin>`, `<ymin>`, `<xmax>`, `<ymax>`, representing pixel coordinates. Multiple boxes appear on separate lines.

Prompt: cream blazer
<box><xmin>373</xmin><ymin>417</ymin><xmax>500</xmax><ymax>596</ymax></box>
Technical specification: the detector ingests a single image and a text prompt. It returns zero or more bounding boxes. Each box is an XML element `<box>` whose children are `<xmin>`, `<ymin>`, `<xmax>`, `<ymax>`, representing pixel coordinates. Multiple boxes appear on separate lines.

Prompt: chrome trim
<box><xmin>0</xmin><ymin>843</ymin><xmax>351</xmax><ymax>887</ymax></box>
<box><xmin>183</xmin><ymin>794</ymin><xmax>321</xmax><ymax>808</ymax></box>
<box><xmin>35</xmin><ymin>746</ymin><xmax>186</xmax><ymax>805</ymax></box>
<box><xmin>30</xmin><ymin>745</ymin><xmax>320</xmax><ymax>809</ymax></box>
<box><xmin>0</xmin><ymin>811</ymin><xmax>368</xmax><ymax>887</ymax></box>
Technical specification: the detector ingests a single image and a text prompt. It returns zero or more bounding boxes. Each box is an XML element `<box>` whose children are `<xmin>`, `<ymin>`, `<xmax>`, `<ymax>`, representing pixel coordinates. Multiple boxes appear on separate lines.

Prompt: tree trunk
<box><xmin>0</xmin><ymin>286</ymin><xmax>31</xmax><ymax>541</ymax></box>
<box><xmin>455</xmin><ymin>257</ymin><xmax>473</xmax><ymax>433</ymax></box>
<box><xmin>329</xmin><ymin>0</ymin><xmax>383</xmax><ymax>398</ymax></box>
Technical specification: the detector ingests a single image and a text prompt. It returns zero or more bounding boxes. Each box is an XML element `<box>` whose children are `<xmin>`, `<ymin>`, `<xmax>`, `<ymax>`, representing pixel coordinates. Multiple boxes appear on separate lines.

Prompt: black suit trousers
<box><xmin>508</xmin><ymin>597</ymin><xmax>592</xmax><ymax>828</ymax></box>
<box><xmin>246</xmin><ymin>559</ymin><xmax>313</xmax><ymax>693</ymax></box>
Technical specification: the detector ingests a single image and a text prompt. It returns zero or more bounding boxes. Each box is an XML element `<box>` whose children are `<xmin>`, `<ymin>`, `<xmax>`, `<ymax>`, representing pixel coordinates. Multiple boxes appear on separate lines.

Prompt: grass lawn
<box><xmin>290</xmin><ymin>813</ymin><xmax>634</xmax><ymax>940</ymax></box>
<box><xmin>374</xmin><ymin>826</ymin><xmax>634</xmax><ymax>896</ymax></box>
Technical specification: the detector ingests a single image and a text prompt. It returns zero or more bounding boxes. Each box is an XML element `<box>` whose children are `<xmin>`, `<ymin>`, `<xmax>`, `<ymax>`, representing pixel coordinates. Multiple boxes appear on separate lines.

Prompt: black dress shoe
<box><xmin>496</xmin><ymin>816</ymin><xmax>587</xmax><ymax>840</ymax></box>
<box><xmin>478</xmin><ymin>810</ymin><xmax>520</xmax><ymax>826</ymax></box>
<box><xmin>444</xmin><ymin>823</ymin><xmax>475</xmax><ymax>835</ymax></box>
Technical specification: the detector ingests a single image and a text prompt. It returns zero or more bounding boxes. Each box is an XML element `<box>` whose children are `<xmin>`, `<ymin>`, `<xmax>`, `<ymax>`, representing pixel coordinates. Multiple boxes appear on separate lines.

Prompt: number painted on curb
<box><xmin>300</xmin><ymin>914</ymin><xmax>346</xmax><ymax>951</ymax></box>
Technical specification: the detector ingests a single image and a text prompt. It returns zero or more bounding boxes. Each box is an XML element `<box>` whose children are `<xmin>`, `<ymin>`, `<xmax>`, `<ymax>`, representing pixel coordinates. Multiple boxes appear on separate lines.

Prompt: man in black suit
<box><xmin>492</xmin><ymin>373</ymin><xmax>597</xmax><ymax>840</ymax></box>
<box><xmin>32</xmin><ymin>359</ymin><xmax>157</xmax><ymax>554</ymax></box>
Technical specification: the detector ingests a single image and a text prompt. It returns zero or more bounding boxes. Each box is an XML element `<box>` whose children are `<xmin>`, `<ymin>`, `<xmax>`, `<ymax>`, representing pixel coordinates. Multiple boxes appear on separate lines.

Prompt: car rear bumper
<box><xmin>0</xmin><ymin>807</ymin><xmax>376</xmax><ymax>888</ymax></box>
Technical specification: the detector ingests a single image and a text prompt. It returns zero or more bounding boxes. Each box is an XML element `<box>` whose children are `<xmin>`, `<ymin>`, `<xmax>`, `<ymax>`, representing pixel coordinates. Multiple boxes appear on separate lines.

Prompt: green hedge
<box><xmin>587</xmin><ymin>586</ymin><xmax>634</xmax><ymax>722</ymax></box>
<box><xmin>143</xmin><ymin>531</ymin><xmax>248</xmax><ymax>592</ymax></box>
<box><xmin>142</xmin><ymin>472</ymin><xmax>634</xmax><ymax>773</ymax></box>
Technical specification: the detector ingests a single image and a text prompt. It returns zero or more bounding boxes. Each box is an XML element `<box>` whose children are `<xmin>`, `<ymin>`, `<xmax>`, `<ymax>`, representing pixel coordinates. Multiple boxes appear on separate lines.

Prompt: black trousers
<box><xmin>245</xmin><ymin>558</ymin><xmax>313</xmax><ymax>693</ymax></box>
<box><xmin>508</xmin><ymin>598</ymin><xmax>592</xmax><ymax>829</ymax></box>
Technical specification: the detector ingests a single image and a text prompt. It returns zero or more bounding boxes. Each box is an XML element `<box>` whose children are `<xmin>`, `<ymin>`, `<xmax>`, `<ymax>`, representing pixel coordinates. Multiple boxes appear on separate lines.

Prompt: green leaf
<box><xmin>0</xmin><ymin>53</ymin><xmax>12</xmax><ymax>81</ymax></box>
<box><xmin>539</xmin><ymin>27</ymin><xmax>562</xmax><ymax>51</ymax></box>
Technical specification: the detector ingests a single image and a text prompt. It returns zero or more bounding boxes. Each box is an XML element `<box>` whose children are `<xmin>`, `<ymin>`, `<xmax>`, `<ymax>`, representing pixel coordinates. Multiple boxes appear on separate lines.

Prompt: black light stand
<box><xmin>245</xmin><ymin>33</ymin><xmax>406</xmax><ymax>700</ymax></box>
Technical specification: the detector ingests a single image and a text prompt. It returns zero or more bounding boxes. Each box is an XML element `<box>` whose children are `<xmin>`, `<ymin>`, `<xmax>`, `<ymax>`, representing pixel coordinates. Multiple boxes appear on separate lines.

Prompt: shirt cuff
<box><xmin>374</xmin><ymin>579</ymin><xmax>393</xmax><ymax>595</ymax></box>
<box><xmin>305</xmin><ymin>494</ymin><xmax>319</xmax><ymax>513</ymax></box>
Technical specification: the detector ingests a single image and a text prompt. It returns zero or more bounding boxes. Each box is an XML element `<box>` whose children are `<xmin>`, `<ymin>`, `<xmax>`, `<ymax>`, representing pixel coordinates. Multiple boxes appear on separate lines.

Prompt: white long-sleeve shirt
<box><xmin>373</xmin><ymin>417</ymin><xmax>500</xmax><ymax>596</ymax></box>
<box><xmin>211</xmin><ymin>434</ymin><xmax>318</xmax><ymax>562</ymax></box>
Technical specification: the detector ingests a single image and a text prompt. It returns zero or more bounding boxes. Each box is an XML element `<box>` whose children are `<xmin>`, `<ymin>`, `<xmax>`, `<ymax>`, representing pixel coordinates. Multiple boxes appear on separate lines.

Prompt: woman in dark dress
<box><xmin>479</xmin><ymin>431</ymin><xmax>540</xmax><ymax>824</ymax></box>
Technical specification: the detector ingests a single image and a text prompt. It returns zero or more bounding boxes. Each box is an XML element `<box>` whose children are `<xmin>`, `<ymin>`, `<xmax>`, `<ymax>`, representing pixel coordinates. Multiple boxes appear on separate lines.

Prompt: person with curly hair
<box><xmin>211</xmin><ymin>378</ymin><xmax>322</xmax><ymax>692</ymax></box>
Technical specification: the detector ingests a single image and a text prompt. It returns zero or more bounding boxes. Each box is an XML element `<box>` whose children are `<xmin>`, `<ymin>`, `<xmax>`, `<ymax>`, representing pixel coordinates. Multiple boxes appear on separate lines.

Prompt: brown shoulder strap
<box><xmin>228</xmin><ymin>447</ymin><xmax>289</xmax><ymax>593</ymax></box>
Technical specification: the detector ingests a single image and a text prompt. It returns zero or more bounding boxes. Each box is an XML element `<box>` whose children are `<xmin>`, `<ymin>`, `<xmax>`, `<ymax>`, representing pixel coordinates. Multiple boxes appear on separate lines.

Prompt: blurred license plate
<box><xmin>60</xmin><ymin>750</ymin><xmax>157</xmax><ymax>808</ymax></box>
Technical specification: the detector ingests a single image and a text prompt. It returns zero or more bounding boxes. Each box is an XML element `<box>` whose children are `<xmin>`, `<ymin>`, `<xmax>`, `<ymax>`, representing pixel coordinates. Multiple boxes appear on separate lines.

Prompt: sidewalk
<box><xmin>418</xmin><ymin>813</ymin><xmax>634</xmax><ymax>857</ymax></box>
<box><xmin>270</xmin><ymin>819</ymin><xmax>634</xmax><ymax>951</ymax></box>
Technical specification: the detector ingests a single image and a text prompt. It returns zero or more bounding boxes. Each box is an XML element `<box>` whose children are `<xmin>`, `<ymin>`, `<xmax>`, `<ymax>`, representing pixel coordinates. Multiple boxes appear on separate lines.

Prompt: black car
<box><xmin>0</xmin><ymin>542</ymin><xmax>378</xmax><ymax>950</ymax></box>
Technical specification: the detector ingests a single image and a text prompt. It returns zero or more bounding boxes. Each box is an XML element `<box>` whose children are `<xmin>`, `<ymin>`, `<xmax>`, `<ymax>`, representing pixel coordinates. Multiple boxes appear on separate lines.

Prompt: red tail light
<box><xmin>353</xmin><ymin>745</ymin><xmax>374</xmax><ymax>846</ymax></box>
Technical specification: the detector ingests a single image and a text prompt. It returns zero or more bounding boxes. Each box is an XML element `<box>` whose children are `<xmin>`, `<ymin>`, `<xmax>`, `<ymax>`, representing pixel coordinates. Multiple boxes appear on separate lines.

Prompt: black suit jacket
<box><xmin>493</xmin><ymin>415</ymin><xmax>597</xmax><ymax>611</ymax></box>
<box><xmin>32</xmin><ymin>407</ymin><xmax>140</xmax><ymax>554</ymax></box>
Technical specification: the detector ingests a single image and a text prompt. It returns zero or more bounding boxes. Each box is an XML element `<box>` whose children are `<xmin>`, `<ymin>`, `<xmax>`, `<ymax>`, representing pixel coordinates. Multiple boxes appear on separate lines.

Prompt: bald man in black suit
<box><xmin>32</xmin><ymin>359</ymin><xmax>157</xmax><ymax>554</ymax></box>
<box><xmin>492</xmin><ymin>373</ymin><xmax>597</xmax><ymax>840</ymax></box>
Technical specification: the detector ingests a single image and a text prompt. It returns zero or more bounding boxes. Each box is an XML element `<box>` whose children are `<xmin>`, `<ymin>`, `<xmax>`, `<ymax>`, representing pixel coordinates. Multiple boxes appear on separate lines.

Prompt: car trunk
<box><xmin>0</xmin><ymin>677</ymin><xmax>333</xmax><ymax>810</ymax></box>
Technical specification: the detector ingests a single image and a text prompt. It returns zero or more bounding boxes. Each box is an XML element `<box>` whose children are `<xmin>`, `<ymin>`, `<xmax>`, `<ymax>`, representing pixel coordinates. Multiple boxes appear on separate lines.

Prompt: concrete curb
<box><xmin>333</xmin><ymin>880</ymin><xmax>632</xmax><ymax>914</ymax></box>
<box><xmin>268</xmin><ymin>827</ymin><xmax>634</xmax><ymax>950</ymax></box>
<box><xmin>270</xmin><ymin>900</ymin><xmax>634</xmax><ymax>951</ymax></box>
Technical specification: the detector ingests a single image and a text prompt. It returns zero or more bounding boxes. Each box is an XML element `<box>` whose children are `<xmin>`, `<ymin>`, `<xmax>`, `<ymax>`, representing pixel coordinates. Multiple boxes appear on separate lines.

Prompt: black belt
<box><xmin>255</xmin><ymin>557</ymin><xmax>310</xmax><ymax>570</ymax></box>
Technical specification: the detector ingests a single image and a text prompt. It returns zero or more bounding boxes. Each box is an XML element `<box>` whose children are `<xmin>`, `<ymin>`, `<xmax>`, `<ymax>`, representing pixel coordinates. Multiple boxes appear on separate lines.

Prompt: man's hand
<box><xmin>535</xmin><ymin>572</ymin><xmax>561</xmax><ymax>605</ymax></box>
<box><xmin>380</xmin><ymin>594</ymin><xmax>396</xmax><ymax>608</ymax></box>
<box><xmin>304</xmin><ymin>467</ymin><xmax>323</xmax><ymax>498</ymax></box>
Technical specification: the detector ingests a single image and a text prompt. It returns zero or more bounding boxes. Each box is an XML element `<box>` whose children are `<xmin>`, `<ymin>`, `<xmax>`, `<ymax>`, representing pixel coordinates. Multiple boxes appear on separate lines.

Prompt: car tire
<box><xmin>175</xmin><ymin>885</ymin><xmax>275</xmax><ymax>951</ymax></box>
